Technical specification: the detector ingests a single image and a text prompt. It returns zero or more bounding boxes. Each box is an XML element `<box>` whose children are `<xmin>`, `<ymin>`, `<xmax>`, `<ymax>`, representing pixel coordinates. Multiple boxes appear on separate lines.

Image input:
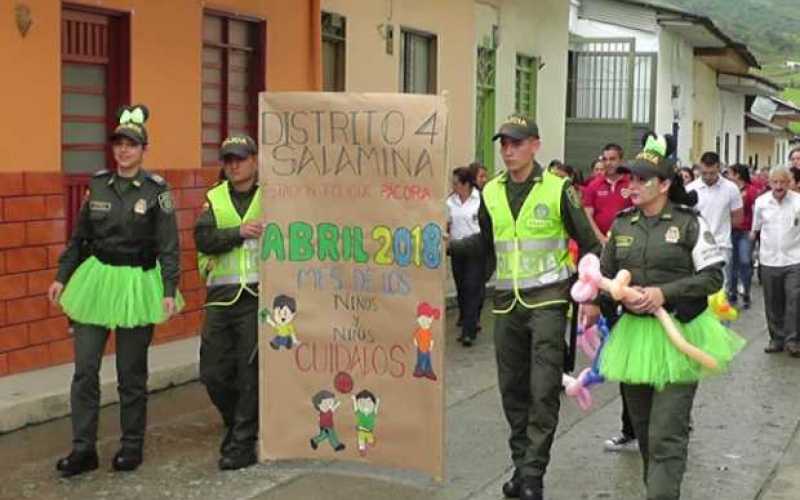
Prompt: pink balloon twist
<box><xmin>562</xmin><ymin>373</ymin><xmax>592</xmax><ymax>411</ymax></box>
<box><xmin>570</xmin><ymin>254</ymin><xmax>719</xmax><ymax>371</ymax></box>
<box><xmin>577</xmin><ymin>324</ymin><xmax>602</xmax><ymax>359</ymax></box>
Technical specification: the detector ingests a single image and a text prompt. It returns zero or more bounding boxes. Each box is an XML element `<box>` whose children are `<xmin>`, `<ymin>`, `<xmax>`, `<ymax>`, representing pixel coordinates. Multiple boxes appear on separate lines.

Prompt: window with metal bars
<box><xmin>61</xmin><ymin>5</ymin><xmax>129</xmax><ymax>237</ymax></box>
<box><xmin>61</xmin><ymin>7</ymin><xmax>129</xmax><ymax>175</ymax></box>
<box><xmin>202</xmin><ymin>12</ymin><xmax>265</xmax><ymax>165</ymax></box>
<box><xmin>322</xmin><ymin>12</ymin><xmax>346</xmax><ymax>92</ymax></box>
<box><xmin>566</xmin><ymin>40</ymin><xmax>654</xmax><ymax>124</ymax></box>
<box><xmin>515</xmin><ymin>54</ymin><xmax>538</xmax><ymax>118</ymax></box>
<box><xmin>400</xmin><ymin>29</ymin><xmax>437</xmax><ymax>94</ymax></box>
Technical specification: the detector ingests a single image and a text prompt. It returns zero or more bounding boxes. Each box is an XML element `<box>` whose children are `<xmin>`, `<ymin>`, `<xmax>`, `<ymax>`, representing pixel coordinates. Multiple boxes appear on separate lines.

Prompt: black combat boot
<box><xmin>56</xmin><ymin>449</ymin><xmax>99</xmax><ymax>477</ymax></box>
<box><xmin>111</xmin><ymin>447</ymin><xmax>143</xmax><ymax>472</ymax></box>
<box><xmin>502</xmin><ymin>469</ymin><xmax>523</xmax><ymax>498</ymax></box>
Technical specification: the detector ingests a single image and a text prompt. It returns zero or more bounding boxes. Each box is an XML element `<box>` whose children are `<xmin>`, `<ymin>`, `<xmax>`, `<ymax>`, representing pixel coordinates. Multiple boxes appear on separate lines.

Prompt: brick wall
<box><xmin>0</xmin><ymin>169</ymin><xmax>220</xmax><ymax>377</ymax></box>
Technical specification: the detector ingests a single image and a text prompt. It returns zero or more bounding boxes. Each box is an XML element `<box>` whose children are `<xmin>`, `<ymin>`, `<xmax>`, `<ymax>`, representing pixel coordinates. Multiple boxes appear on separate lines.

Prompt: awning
<box><xmin>718</xmin><ymin>73</ymin><xmax>782</xmax><ymax>97</ymax></box>
<box><xmin>745</xmin><ymin>113</ymin><xmax>788</xmax><ymax>135</ymax></box>
<box><xmin>658</xmin><ymin>19</ymin><xmax>726</xmax><ymax>48</ymax></box>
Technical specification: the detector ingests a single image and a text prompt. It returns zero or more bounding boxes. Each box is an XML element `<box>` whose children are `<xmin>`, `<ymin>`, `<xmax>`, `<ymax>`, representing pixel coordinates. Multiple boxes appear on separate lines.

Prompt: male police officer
<box><xmin>195</xmin><ymin>135</ymin><xmax>262</xmax><ymax>470</ymax></box>
<box><xmin>479</xmin><ymin>116</ymin><xmax>601</xmax><ymax>499</ymax></box>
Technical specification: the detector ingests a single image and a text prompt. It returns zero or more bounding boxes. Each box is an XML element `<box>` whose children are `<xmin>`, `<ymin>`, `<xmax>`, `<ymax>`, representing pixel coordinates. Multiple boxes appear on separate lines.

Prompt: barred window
<box><xmin>61</xmin><ymin>8</ymin><xmax>129</xmax><ymax>175</ymax></box>
<box><xmin>202</xmin><ymin>12</ymin><xmax>265</xmax><ymax>165</ymax></box>
<box><xmin>515</xmin><ymin>54</ymin><xmax>538</xmax><ymax>117</ymax></box>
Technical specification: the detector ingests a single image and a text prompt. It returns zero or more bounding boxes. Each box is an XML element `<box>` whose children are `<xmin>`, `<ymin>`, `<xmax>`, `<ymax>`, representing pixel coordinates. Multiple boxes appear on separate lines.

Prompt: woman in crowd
<box><xmin>679</xmin><ymin>166</ymin><xmax>694</xmax><ymax>186</ymax></box>
<box><xmin>469</xmin><ymin>161</ymin><xmax>489</xmax><ymax>190</ymax></box>
<box><xmin>48</xmin><ymin>104</ymin><xmax>182</xmax><ymax>477</ymax></box>
<box><xmin>726</xmin><ymin>163</ymin><xmax>760</xmax><ymax>308</ymax></box>
<box><xmin>597</xmin><ymin>136</ymin><xmax>744</xmax><ymax>499</ymax></box>
<box><xmin>446</xmin><ymin>167</ymin><xmax>485</xmax><ymax>347</ymax></box>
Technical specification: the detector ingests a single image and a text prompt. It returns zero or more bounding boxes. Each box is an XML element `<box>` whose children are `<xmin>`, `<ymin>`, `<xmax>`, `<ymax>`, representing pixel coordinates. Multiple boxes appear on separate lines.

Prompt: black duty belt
<box><xmin>93</xmin><ymin>248</ymin><xmax>156</xmax><ymax>270</ymax></box>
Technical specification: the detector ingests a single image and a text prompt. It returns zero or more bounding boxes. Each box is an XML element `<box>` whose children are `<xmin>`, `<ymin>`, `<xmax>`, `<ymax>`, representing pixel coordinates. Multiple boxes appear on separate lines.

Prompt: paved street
<box><xmin>1</xmin><ymin>283</ymin><xmax>800</xmax><ymax>500</ymax></box>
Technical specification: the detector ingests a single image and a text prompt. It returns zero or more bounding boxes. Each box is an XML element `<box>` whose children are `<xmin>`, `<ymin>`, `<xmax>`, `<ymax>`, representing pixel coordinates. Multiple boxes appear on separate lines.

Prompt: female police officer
<box><xmin>48</xmin><ymin>104</ymin><xmax>181</xmax><ymax>477</ymax></box>
<box><xmin>597</xmin><ymin>136</ymin><xmax>744</xmax><ymax>499</ymax></box>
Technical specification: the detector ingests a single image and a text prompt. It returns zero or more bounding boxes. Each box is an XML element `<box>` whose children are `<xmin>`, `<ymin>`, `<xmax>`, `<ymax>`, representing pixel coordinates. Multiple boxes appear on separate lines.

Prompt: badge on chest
<box><xmin>134</xmin><ymin>198</ymin><xmax>147</xmax><ymax>215</ymax></box>
<box><xmin>665</xmin><ymin>226</ymin><xmax>680</xmax><ymax>243</ymax></box>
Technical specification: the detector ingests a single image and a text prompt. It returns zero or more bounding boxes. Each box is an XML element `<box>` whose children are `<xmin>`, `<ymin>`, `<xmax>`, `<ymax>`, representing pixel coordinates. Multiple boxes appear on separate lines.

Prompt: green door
<box><xmin>475</xmin><ymin>41</ymin><xmax>496</xmax><ymax>173</ymax></box>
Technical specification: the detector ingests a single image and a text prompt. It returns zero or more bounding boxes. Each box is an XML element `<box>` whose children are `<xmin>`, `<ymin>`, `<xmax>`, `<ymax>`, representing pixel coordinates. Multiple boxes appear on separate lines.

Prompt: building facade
<box><xmin>566</xmin><ymin>0</ymin><xmax>761</xmax><ymax>171</ymax></box>
<box><xmin>320</xmin><ymin>0</ymin><xmax>571</xmax><ymax>173</ymax></box>
<box><xmin>0</xmin><ymin>0</ymin><xmax>321</xmax><ymax>376</ymax></box>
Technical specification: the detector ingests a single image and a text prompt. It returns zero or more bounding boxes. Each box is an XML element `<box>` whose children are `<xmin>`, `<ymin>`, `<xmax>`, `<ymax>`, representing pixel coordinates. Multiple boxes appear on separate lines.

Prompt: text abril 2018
<box><xmin>261</xmin><ymin>221</ymin><xmax>443</xmax><ymax>269</ymax></box>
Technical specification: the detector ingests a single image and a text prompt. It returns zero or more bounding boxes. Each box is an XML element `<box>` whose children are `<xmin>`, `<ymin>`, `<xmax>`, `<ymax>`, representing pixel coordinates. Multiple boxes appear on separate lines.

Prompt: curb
<box><xmin>0</xmin><ymin>337</ymin><xmax>200</xmax><ymax>434</ymax></box>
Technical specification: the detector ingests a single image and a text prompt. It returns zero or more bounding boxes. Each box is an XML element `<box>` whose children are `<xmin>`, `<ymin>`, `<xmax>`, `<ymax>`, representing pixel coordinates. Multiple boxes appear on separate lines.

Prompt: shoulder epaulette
<box><xmin>93</xmin><ymin>169</ymin><xmax>111</xmax><ymax>177</ymax></box>
<box><xmin>673</xmin><ymin>204</ymin><xmax>699</xmax><ymax>215</ymax></box>
<box><xmin>616</xmin><ymin>206</ymin><xmax>637</xmax><ymax>217</ymax></box>
<box><xmin>145</xmin><ymin>172</ymin><xmax>166</xmax><ymax>186</ymax></box>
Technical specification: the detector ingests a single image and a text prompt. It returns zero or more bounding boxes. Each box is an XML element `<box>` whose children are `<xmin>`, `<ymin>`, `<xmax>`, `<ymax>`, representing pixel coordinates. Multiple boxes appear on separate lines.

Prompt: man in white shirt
<box><xmin>751</xmin><ymin>167</ymin><xmax>800</xmax><ymax>356</ymax></box>
<box><xmin>686</xmin><ymin>152</ymin><xmax>743</xmax><ymax>288</ymax></box>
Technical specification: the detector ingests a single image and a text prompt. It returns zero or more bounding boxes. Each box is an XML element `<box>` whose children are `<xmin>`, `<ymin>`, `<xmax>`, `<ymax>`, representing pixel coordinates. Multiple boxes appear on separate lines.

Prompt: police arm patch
<box><xmin>158</xmin><ymin>191</ymin><xmax>175</xmax><ymax>213</ymax></box>
<box><xmin>692</xmin><ymin>218</ymin><xmax>725</xmax><ymax>271</ymax></box>
<box><xmin>566</xmin><ymin>185</ymin><xmax>582</xmax><ymax>209</ymax></box>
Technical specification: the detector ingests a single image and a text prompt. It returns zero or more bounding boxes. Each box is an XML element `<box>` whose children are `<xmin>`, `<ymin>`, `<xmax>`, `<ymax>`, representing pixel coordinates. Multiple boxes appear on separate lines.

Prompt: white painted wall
<box><xmin>776</xmin><ymin>138</ymin><xmax>790</xmax><ymax>167</ymax></box>
<box><xmin>656</xmin><ymin>29</ymin><xmax>695</xmax><ymax>163</ymax></box>
<box><xmin>720</xmin><ymin>90</ymin><xmax>746</xmax><ymax>164</ymax></box>
<box><xmin>479</xmin><ymin>0</ymin><xmax>570</xmax><ymax>169</ymax></box>
<box><xmin>693</xmin><ymin>60</ymin><xmax>746</xmax><ymax>164</ymax></box>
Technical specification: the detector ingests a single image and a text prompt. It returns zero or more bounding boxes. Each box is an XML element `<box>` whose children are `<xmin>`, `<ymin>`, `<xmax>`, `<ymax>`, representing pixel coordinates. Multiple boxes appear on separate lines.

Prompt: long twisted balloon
<box><xmin>571</xmin><ymin>254</ymin><xmax>718</xmax><ymax>370</ymax></box>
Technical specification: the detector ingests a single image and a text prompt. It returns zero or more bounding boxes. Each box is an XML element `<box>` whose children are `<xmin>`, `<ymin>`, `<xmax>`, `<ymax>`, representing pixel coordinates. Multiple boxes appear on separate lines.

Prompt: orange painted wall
<box><xmin>0</xmin><ymin>0</ymin><xmax>319</xmax><ymax>173</ymax></box>
<box><xmin>0</xmin><ymin>0</ymin><xmax>61</xmax><ymax>172</ymax></box>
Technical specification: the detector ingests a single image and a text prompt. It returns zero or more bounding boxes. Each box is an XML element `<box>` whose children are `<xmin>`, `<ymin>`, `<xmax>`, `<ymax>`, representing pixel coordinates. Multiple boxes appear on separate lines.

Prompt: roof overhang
<box><xmin>746</xmin><ymin>113</ymin><xmax>788</xmax><ymax>136</ymax></box>
<box><xmin>614</xmin><ymin>1</ymin><xmax>760</xmax><ymax>71</ymax></box>
<box><xmin>718</xmin><ymin>73</ymin><xmax>782</xmax><ymax>96</ymax></box>
<box><xmin>696</xmin><ymin>48</ymin><xmax>757</xmax><ymax>74</ymax></box>
<box><xmin>771</xmin><ymin>96</ymin><xmax>800</xmax><ymax>119</ymax></box>
<box><xmin>658</xmin><ymin>19</ymin><xmax>726</xmax><ymax>48</ymax></box>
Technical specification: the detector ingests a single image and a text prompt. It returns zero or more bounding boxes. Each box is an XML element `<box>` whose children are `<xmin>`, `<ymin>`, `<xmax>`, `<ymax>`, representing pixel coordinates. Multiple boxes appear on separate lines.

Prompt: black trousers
<box><xmin>621</xmin><ymin>383</ymin><xmax>635</xmax><ymax>438</ymax></box>
<box><xmin>494</xmin><ymin>303</ymin><xmax>567</xmax><ymax>479</ymax></box>
<box><xmin>451</xmin><ymin>252</ymin><xmax>485</xmax><ymax>340</ymax></box>
<box><xmin>605</xmin><ymin>313</ymin><xmax>634</xmax><ymax>438</ymax></box>
<box><xmin>70</xmin><ymin>323</ymin><xmax>154</xmax><ymax>452</ymax></box>
<box><xmin>199</xmin><ymin>293</ymin><xmax>259</xmax><ymax>454</ymax></box>
<box><xmin>623</xmin><ymin>382</ymin><xmax>697</xmax><ymax>500</ymax></box>
<box><xmin>761</xmin><ymin>264</ymin><xmax>800</xmax><ymax>346</ymax></box>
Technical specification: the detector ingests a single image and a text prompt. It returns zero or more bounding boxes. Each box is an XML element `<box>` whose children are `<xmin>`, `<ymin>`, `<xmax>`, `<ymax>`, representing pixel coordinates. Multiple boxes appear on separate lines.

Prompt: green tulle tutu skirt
<box><xmin>60</xmin><ymin>256</ymin><xmax>184</xmax><ymax>329</ymax></box>
<box><xmin>599</xmin><ymin>308</ymin><xmax>745</xmax><ymax>390</ymax></box>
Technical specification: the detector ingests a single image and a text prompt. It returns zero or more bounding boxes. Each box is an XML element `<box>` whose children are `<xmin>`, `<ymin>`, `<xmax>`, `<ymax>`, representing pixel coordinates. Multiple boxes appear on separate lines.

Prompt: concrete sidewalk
<box><xmin>0</xmin><ymin>337</ymin><xmax>200</xmax><ymax>434</ymax></box>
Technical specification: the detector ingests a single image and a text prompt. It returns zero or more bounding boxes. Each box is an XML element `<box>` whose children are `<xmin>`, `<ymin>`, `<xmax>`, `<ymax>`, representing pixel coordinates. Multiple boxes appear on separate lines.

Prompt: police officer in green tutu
<box><xmin>597</xmin><ymin>135</ymin><xmax>745</xmax><ymax>499</ymax></box>
<box><xmin>48</xmin><ymin>104</ymin><xmax>181</xmax><ymax>477</ymax></box>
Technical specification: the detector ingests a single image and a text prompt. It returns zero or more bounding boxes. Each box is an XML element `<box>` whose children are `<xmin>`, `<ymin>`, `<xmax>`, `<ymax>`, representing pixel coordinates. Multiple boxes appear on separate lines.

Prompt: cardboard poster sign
<box><xmin>257</xmin><ymin>92</ymin><xmax>448</xmax><ymax>478</ymax></box>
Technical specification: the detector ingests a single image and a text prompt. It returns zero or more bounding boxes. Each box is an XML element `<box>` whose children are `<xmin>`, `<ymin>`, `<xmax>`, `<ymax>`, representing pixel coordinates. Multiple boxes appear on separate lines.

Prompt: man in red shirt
<box><xmin>582</xmin><ymin>143</ymin><xmax>636</xmax><ymax>453</ymax></box>
<box><xmin>582</xmin><ymin>144</ymin><xmax>632</xmax><ymax>244</ymax></box>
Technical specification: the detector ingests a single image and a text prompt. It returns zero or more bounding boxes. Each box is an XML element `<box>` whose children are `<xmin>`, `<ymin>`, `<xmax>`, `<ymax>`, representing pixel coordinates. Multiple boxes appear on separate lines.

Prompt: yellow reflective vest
<box><xmin>482</xmin><ymin>170</ymin><xmax>572</xmax><ymax>313</ymax></box>
<box><xmin>197</xmin><ymin>181</ymin><xmax>261</xmax><ymax>306</ymax></box>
